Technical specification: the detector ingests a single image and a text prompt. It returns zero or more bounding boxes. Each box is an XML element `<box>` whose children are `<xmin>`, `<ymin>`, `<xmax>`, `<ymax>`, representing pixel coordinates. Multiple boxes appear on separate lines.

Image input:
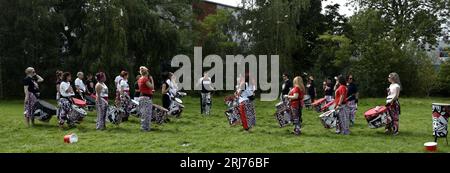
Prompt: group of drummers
<box><xmin>22</xmin><ymin>66</ymin><xmax>402</xmax><ymax>136</ymax></box>
<box><xmin>23</xmin><ymin>66</ymin><xmax>165</xmax><ymax>132</ymax></box>
<box><xmin>275</xmin><ymin>72</ymin><xmax>401</xmax><ymax>136</ymax></box>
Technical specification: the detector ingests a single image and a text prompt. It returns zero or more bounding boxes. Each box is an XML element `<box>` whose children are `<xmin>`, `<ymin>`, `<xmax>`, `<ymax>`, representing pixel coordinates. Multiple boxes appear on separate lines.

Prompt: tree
<box><xmin>350</xmin><ymin>0</ymin><xmax>449</xmax><ymax>46</ymax></box>
<box><xmin>239</xmin><ymin>0</ymin><xmax>321</xmax><ymax>73</ymax></box>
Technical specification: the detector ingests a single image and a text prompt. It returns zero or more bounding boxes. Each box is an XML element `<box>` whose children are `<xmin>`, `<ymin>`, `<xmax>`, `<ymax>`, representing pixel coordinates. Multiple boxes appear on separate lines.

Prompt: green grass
<box><xmin>0</xmin><ymin>96</ymin><xmax>449</xmax><ymax>153</ymax></box>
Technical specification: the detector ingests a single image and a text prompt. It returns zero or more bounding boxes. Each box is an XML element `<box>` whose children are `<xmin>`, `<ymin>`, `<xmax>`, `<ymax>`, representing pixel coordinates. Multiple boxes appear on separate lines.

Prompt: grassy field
<box><xmin>0</xmin><ymin>95</ymin><xmax>449</xmax><ymax>153</ymax></box>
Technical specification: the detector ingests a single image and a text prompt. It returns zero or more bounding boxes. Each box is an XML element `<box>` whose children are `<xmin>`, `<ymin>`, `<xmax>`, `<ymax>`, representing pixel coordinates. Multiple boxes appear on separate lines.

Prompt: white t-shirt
<box><xmin>114</xmin><ymin>76</ymin><xmax>123</xmax><ymax>89</ymax></box>
<box><xmin>386</xmin><ymin>83</ymin><xmax>401</xmax><ymax>104</ymax></box>
<box><xmin>167</xmin><ymin>79</ymin><xmax>178</xmax><ymax>96</ymax></box>
<box><xmin>117</xmin><ymin>79</ymin><xmax>129</xmax><ymax>92</ymax></box>
<box><xmin>60</xmin><ymin>81</ymin><xmax>75</xmax><ymax>97</ymax></box>
<box><xmin>239</xmin><ymin>82</ymin><xmax>255</xmax><ymax>103</ymax></box>
<box><xmin>74</xmin><ymin>78</ymin><xmax>86</xmax><ymax>92</ymax></box>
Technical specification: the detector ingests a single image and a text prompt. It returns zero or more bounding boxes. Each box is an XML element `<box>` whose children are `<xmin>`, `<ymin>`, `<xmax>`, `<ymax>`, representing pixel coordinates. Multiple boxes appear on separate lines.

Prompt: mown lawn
<box><xmin>0</xmin><ymin>96</ymin><xmax>449</xmax><ymax>153</ymax></box>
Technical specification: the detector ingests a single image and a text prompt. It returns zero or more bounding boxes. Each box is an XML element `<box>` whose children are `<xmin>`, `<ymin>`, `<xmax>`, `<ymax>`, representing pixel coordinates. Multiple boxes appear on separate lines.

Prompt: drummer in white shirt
<box><xmin>58</xmin><ymin>72</ymin><xmax>76</xmax><ymax>128</ymax></box>
<box><xmin>114</xmin><ymin>71</ymin><xmax>125</xmax><ymax>104</ymax></box>
<box><xmin>74</xmin><ymin>72</ymin><xmax>87</xmax><ymax>100</ymax></box>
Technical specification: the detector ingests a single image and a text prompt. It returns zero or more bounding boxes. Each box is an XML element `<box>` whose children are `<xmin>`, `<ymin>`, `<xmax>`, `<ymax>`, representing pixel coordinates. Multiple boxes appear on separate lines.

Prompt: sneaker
<box><xmin>393</xmin><ymin>131</ymin><xmax>399</xmax><ymax>136</ymax></box>
<box><xmin>293</xmin><ymin>128</ymin><xmax>301</xmax><ymax>136</ymax></box>
<box><xmin>385</xmin><ymin>129</ymin><xmax>392</xmax><ymax>134</ymax></box>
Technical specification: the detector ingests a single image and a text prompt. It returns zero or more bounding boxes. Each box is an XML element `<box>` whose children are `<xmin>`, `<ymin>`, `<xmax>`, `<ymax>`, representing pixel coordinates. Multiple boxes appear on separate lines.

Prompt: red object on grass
<box><xmin>424</xmin><ymin>142</ymin><xmax>437</xmax><ymax>152</ymax></box>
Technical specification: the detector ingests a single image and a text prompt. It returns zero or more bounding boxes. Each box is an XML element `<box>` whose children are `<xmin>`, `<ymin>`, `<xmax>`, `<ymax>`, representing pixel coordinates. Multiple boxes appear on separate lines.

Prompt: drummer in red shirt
<box><xmin>284</xmin><ymin>76</ymin><xmax>305</xmax><ymax>136</ymax></box>
<box><xmin>137</xmin><ymin>66</ymin><xmax>154</xmax><ymax>132</ymax></box>
<box><xmin>334</xmin><ymin>75</ymin><xmax>350</xmax><ymax>135</ymax></box>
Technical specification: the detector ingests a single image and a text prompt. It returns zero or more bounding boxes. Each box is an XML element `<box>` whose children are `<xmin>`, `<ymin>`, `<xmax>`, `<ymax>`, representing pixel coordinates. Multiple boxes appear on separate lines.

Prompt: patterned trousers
<box><xmin>386</xmin><ymin>100</ymin><xmax>401</xmax><ymax>133</ymax></box>
<box><xmin>57</xmin><ymin>98</ymin><xmax>72</xmax><ymax>126</ymax></box>
<box><xmin>96</xmin><ymin>98</ymin><xmax>108</xmax><ymax>130</ymax></box>
<box><xmin>139</xmin><ymin>96</ymin><xmax>153</xmax><ymax>131</ymax></box>
<box><xmin>347</xmin><ymin>100</ymin><xmax>357</xmax><ymax>124</ymax></box>
<box><xmin>336</xmin><ymin>105</ymin><xmax>350</xmax><ymax>135</ymax></box>
<box><xmin>24</xmin><ymin>92</ymin><xmax>37</xmax><ymax>119</ymax></box>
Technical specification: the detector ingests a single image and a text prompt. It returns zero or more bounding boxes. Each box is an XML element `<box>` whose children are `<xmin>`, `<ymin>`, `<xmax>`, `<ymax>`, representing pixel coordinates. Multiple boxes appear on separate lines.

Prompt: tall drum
<box><xmin>432</xmin><ymin>103</ymin><xmax>450</xmax><ymax>144</ymax></box>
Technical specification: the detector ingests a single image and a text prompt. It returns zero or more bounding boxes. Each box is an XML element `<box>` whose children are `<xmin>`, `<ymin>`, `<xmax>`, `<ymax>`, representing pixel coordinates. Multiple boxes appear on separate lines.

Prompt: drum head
<box><xmin>432</xmin><ymin>103</ymin><xmax>450</xmax><ymax>106</ymax></box>
<box><xmin>175</xmin><ymin>98</ymin><xmax>182</xmax><ymax>104</ymax></box>
<box><xmin>303</xmin><ymin>95</ymin><xmax>311</xmax><ymax>100</ymax></box>
<box><xmin>131</xmin><ymin>99</ymin><xmax>139</xmax><ymax>105</ymax></box>
<box><xmin>72</xmin><ymin>105</ymin><xmax>87</xmax><ymax>115</ymax></box>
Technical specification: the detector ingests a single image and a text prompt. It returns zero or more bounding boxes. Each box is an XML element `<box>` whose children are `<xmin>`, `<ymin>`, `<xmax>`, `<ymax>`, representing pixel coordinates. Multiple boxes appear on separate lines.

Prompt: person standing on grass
<box><xmin>236</xmin><ymin>73</ymin><xmax>256</xmax><ymax>131</ymax></box>
<box><xmin>197</xmin><ymin>71</ymin><xmax>215</xmax><ymax>115</ymax></box>
<box><xmin>95</xmin><ymin>72</ymin><xmax>109</xmax><ymax>130</ymax></box>
<box><xmin>281</xmin><ymin>73</ymin><xmax>293</xmax><ymax>102</ymax></box>
<box><xmin>86</xmin><ymin>73</ymin><xmax>96</xmax><ymax>95</ymax></box>
<box><xmin>161</xmin><ymin>72</ymin><xmax>173</xmax><ymax>110</ymax></box>
<box><xmin>23</xmin><ymin>67</ymin><xmax>44</xmax><ymax>127</ymax></box>
<box><xmin>56</xmin><ymin>70</ymin><xmax>63</xmax><ymax>100</ymax></box>
<box><xmin>117</xmin><ymin>71</ymin><xmax>131</xmax><ymax>122</ymax></box>
<box><xmin>334</xmin><ymin>76</ymin><xmax>350</xmax><ymax>135</ymax></box>
<box><xmin>386</xmin><ymin>72</ymin><xmax>401</xmax><ymax>136</ymax></box>
<box><xmin>138</xmin><ymin>66</ymin><xmax>154</xmax><ymax>132</ymax></box>
<box><xmin>346</xmin><ymin>75</ymin><xmax>358</xmax><ymax>126</ymax></box>
<box><xmin>283</xmin><ymin>76</ymin><xmax>305</xmax><ymax>136</ymax></box>
<box><xmin>114</xmin><ymin>71</ymin><xmax>124</xmax><ymax>105</ymax></box>
<box><xmin>74</xmin><ymin>72</ymin><xmax>87</xmax><ymax>100</ymax></box>
<box><xmin>58</xmin><ymin>72</ymin><xmax>75</xmax><ymax>128</ymax></box>
<box><xmin>306</xmin><ymin>76</ymin><xmax>317</xmax><ymax>103</ymax></box>
<box><xmin>133</xmin><ymin>74</ymin><xmax>141</xmax><ymax>100</ymax></box>
<box><xmin>323</xmin><ymin>78</ymin><xmax>334</xmax><ymax>103</ymax></box>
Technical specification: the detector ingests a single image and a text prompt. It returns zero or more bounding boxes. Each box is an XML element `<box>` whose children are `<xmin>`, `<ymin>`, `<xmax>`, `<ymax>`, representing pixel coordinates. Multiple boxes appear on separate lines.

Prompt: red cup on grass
<box><xmin>424</xmin><ymin>142</ymin><xmax>437</xmax><ymax>152</ymax></box>
<box><xmin>64</xmin><ymin>133</ymin><xmax>78</xmax><ymax>144</ymax></box>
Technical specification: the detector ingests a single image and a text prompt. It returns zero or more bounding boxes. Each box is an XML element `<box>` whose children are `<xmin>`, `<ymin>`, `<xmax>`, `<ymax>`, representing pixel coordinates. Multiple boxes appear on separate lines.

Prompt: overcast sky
<box><xmin>208</xmin><ymin>0</ymin><xmax>356</xmax><ymax>17</ymax></box>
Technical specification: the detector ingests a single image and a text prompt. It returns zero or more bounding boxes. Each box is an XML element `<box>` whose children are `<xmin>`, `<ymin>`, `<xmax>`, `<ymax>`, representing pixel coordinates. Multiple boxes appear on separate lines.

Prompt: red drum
<box><xmin>312</xmin><ymin>98</ymin><xmax>327</xmax><ymax>113</ymax></box>
<box><xmin>432</xmin><ymin>103</ymin><xmax>450</xmax><ymax>138</ymax></box>
<box><xmin>319</xmin><ymin>110</ymin><xmax>337</xmax><ymax>129</ymax></box>
<box><xmin>364</xmin><ymin>106</ymin><xmax>390</xmax><ymax>129</ymax></box>
<box><xmin>274</xmin><ymin>101</ymin><xmax>292</xmax><ymax>127</ymax></box>
<box><xmin>320</xmin><ymin>101</ymin><xmax>335</xmax><ymax>112</ymax></box>
<box><xmin>72</xmin><ymin>98</ymin><xmax>87</xmax><ymax>107</ymax></box>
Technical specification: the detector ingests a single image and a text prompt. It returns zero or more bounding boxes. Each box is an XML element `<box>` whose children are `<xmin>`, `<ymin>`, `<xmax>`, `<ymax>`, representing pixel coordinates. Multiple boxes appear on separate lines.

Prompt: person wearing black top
<box><xmin>281</xmin><ymin>73</ymin><xmax>293</xmax><ymax>101</ymax></box>
<box><xmin>346</xmin><ymin>75</ymin><xmax>358</xmax><ymax>126</ymax></box>
<box><xmin>133</xmin><ymin>74</ymin><xmax>141</xmax><ymax>99</ymax></box>
<box><xmin>197</xmin><ymin>72</ymin><xmax>214</xmax><ymax>115</ymax></box>
<box><xmin>323</xmin><ymin>78</ymin><xmax>334</xmax><ymax>103</ymax></box>
<box><xmin>161</xmin><ymin>72</ymin><xmax>172</xmax><ymax>109</ymax></box>
<box><xmin>306</xmin><ymin>76</ymin><xmax>316</xmax><ymax>102</ymax></box>
<box><xmin>86</xmin><ymin>73</ymin><xmax>96</xmax><ymax>95</ymax></box>
<box><xmin>23</xmin><ymin>67</ymin><xmax>44</xmax><ymax>127</ymax></box>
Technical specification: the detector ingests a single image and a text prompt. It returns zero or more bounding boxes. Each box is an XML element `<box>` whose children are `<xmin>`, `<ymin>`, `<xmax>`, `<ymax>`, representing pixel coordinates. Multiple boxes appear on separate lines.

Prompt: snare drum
<box><xmin>174</xmin><ymin>98</ymin><xmax>183</xmax><ymax>104</ymax></box>
<box><xmin>72</xmin><ymin>98</ymin><xmax>87</xmax><ymax>107</ymax></box>
<box><xmin>225</xmin><ymin>106</ymin><xmax>240</xmax><ymax>125</ymax></box>
<box><xmin>69</xmin><ymin>105</ymin><xmax>87</xmax><ymax>123</ymax></box>
<box><xmin>432</xmin><ymin>103</ymin><xmax>450</xmax><ymax>137</ymax></box>
<box><xmin>319</xmin><ymin>110</ymin><xmax>337</xmax><ymax>129</ymax></box>
<box><xmin>152</xmin><ymin>104</ymin><xmax>169</xmax><ymax>125</ymax></box>
<box><xmin>320</xmin><ymin>101</ymin><xmax>335</xmax><ymax>112</ymax></box>
<box><xmin>312</xmin><ymin>98</ymin><xmax>327</xmax><ymax>113</ymax></box>
<box><xmin>364</xmin><ymin>106</ymin><xmax>389</xmax><ymax>129</ymax></box>
<box><xmin>274</xmin><ymin>102</ymin><xmax>292</xmax><ymax>128</ymax></box>
<box><xmin>107</xmin><ymin>106</ymin><xmax>122</xmax><ymax>125</ymax></box>
<box><xmin>34</xmin><ymin>100</ymin><xmax>57</xmax><ymax>122</ymax></box>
